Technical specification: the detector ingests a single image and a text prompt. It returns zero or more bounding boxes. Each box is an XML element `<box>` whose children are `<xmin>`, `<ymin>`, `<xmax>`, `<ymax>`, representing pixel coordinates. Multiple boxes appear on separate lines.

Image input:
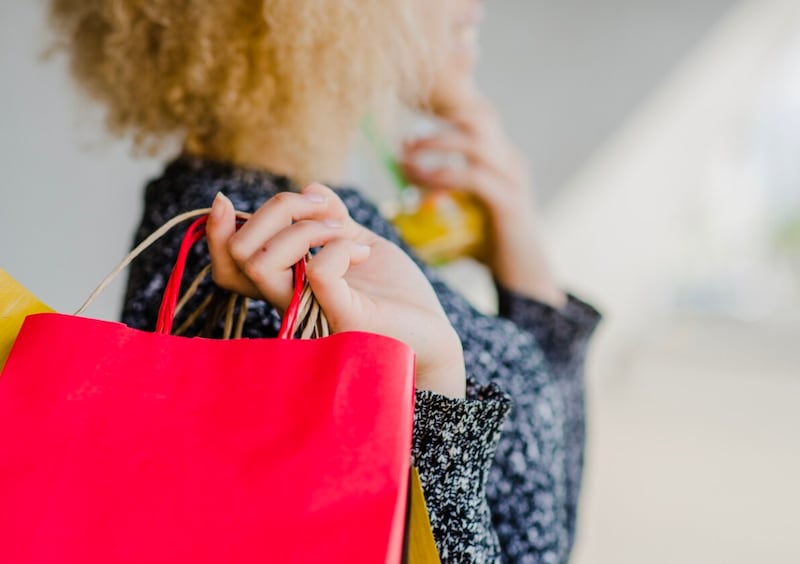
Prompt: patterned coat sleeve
<box><xmin>413</xmin><ymin>383</ymin><xmax>511</xmax><ymax>562</ymax></box>
<box><xmin>496</xmin><ymin>286</ymin><xmax>602</xmax><ymax>552</ymax></box>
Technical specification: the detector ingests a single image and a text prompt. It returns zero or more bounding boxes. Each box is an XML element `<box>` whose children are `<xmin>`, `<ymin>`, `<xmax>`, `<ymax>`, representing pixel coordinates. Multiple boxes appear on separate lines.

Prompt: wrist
<box><xmin>488</xmin><ymin>220</ymin><xmax>567</xmax><ymax>309</ymax></box>
<box><xmin>483</xmin><ymin>185</ymin><xmax>536</xmax><ymax>226</ymax></box>
<box><xmin>415</xmin><ymin>327</ymin><xmax>466</xmax><ymax>399</ymax></box>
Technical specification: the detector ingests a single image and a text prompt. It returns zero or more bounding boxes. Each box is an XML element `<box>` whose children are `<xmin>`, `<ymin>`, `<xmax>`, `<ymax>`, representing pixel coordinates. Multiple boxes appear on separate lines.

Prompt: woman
<box><xmin>50</xmin><ymin>0</ymin><xmax>600</xmax><ymax>561</ymax></box>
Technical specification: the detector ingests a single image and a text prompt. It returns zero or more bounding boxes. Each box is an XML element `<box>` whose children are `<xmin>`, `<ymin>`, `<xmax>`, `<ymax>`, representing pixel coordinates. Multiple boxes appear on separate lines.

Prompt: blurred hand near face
<box><xmin>401</xmin><ymin>0</ymin><xmax>567</xmax><ymax>308</ymax></box>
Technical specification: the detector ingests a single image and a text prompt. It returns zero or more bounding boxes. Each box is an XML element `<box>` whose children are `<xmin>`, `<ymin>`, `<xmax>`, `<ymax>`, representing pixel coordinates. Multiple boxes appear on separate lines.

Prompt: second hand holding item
<box><xmin>395</xmin><ymin>91</ymin><xmax>568</xmax><ymax>309</ymax></box>
<box><xmin>364</xmin><ymin>116</ymin><xmax>489</xmax><ymax>266</ymax></box>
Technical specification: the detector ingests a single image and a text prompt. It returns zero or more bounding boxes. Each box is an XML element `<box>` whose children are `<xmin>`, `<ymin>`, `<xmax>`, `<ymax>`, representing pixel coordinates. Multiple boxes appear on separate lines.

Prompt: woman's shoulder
<box><xmin>140</xmin><ymin>155</ymin><xmax>295</xmax><ymax>226</ymax></box>
<box><xmin>141</xmin><ymin>155</ymin><xmax>387</xmax><ymax>227</ymax></box>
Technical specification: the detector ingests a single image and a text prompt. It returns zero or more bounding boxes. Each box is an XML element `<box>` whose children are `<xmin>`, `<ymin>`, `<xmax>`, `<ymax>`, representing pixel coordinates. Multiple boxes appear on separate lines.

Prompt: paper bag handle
<box><xmin>75</xmin><ymin>207</ymin><xmax>310</xmax><ymax>340</ymax></box>
<box><xmin>155</xmin><ymin>214</ymin><xmax>305</xmax><ymax>339</ymax></box>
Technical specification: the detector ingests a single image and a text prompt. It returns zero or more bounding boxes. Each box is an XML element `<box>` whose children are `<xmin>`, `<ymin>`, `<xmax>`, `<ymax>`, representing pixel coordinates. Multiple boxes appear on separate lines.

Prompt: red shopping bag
<box><xmin>0</xmin><ymin>213</ymin><xmax>416</xmax><ymax>564</ymax></box>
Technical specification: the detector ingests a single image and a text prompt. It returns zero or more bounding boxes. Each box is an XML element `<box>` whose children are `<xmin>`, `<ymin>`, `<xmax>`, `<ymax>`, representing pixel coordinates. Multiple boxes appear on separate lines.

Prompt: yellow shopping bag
<box><xmin>0</xmin><ymin>268</ymin><xmax>53</xmax><ymax>370</ymax></box>
<box><xmin>408</xmin><ymin>467</ymin><xmax>441</xmax><ymax>563</ymax></box>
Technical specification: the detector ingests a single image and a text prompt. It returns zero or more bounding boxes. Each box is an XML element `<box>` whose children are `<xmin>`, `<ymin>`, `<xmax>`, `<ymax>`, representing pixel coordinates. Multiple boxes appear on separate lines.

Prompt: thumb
<box><xmin>206</xmin><ymin>192</ymin><xmax>259</xmax><ymax>297</ymax></box>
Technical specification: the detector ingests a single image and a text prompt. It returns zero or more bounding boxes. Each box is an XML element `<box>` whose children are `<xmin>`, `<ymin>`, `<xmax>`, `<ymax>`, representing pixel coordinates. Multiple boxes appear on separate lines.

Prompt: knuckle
<box><xmin>209</xmin><ymin>269</ymin><xmax>226</xmax><ymax>287</ymax></box>
<box><xmin>291</xmin><ymin>220</ymin><xmax>321</xmax><ymax>242</ymax></box>
<box><xmin>270</xmin><ymin>191</ymin><xmax>292</xmax><ymax>207</ymax></box>
<box><xmin>304</xmin><ymin>259</ymin><xmax>325</xmax><ymax>281</ymax></box>
<box><xmin>242</xmin><ymin>257</ymin><xmax>268</xmax><ymax>285</ymax></box>
<box><xmin>326</xmin><ymin>194</ymin><xmax>350</xmax><ymax>218</ymax></box>
<box><xmin>210</xmin><ymin>267</ymin><xmax>236</xmax><ymax>289</ymax></box>
<box><xmin>306</xmin><ymin>253</ymin><xmax>335</xmax><ymax>280</ymax></box>
<box><xmin>227</xmin><ymin>234</ymin><xmax>250</xmax><ymax>263</ymax></box>
<box><xmin>294</xmin><ymin>218</ymin><xmax>316</xmax><ymax>231</ymax></box>
<box><xmin>306</xmin><ymin>248</ymin><xmax>345</xmax><ymax>282</ymax></box>
<box><xmin>347</xmin><ymin>225</ymin><xmax>368</xmax><ymax>243</ymax></box>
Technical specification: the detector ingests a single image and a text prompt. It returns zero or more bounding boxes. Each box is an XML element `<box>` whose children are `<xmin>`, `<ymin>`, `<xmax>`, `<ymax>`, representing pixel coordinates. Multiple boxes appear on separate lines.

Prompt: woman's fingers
<box><xmin>402</xmin><ymin>160</ymin><xmax>497</xmax><ymax>202</ymax></box>
<box><xmin>228</xmin><ymin>183</ymin><xmax>350</xmax><ymax>260</ymax></box>
<box><xmin>239</xmin><ymin>219</ymin><xmax>350</xmax><ymax>307</ymax></box>
<box><xmin>402</xmin><ymin>131</ymin><xmax>487</xmax><ymax>166</ymax></box>
<box><xmin>400</xmin><ymin>126</ymin><xmax>530</xmax><ymax>218</ymax></box>
<box><xmin>446</xmin><ymin>107</ymin><xmax>499</xmax><ymax>137</ymax></box>
<box><xmin>305</xmin><ymin>239</ymin><xmax>372</xmax><ymax>330</ymax></box>
<box><xmin>401</xmin><ymin>130</ymin><xmax>517</xmax><ymax>183</ymax></box>
<box><xmin>206</xmin><ymin>184</ymin><xmax>360</xmax><ymax>307</ymax></box>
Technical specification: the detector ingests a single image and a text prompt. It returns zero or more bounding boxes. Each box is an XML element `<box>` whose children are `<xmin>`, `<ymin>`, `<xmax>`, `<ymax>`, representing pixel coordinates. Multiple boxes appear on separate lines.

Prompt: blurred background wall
<box><xmin>2</xmin><ymin>0</ymin><xmax>799</xmax><ymax>562</ymax></box>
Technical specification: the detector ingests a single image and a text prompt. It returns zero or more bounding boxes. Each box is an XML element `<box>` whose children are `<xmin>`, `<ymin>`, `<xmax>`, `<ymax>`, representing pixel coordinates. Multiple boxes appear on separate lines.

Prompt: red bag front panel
<box><xmin>0</xmin><ymin>313</ymin><xmax>415</xmax><ymax>564</ymax></box>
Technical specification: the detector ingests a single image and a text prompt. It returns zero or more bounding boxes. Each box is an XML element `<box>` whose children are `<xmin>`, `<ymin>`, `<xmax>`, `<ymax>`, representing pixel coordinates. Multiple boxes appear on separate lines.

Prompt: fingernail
<box><xmin>304</xmin><ymin>192</ymin><xmax>327</xmax><ymax>204</ymax></box>
<box><xmin>323</xmin><ymin>219</ymin><xmax>343</xmax><ymax>229</ymax></box>
<box><xmin>210</xmin><ymin>192</ymin><xmax>225</xmax><ymax>220</ymax></box>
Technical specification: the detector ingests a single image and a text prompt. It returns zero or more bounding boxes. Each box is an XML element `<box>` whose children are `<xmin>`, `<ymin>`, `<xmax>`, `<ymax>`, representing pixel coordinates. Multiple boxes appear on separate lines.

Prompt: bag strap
<box><xmin>75</xmin><ymin>208</ymin><xmax>215</xmax><ymax>316</ymax></box>
<box><xmin>74</xmin><ymin>207</ymin><xmax>320</xmax><ymax>340</ymax></box>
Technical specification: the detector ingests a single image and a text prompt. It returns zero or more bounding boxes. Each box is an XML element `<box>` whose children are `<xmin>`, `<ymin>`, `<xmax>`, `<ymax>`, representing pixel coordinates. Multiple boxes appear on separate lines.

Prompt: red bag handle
<box><xmin>155</xmin><ymin>215</ymin><xmax>306</xmax><ymax>339</ymax></box>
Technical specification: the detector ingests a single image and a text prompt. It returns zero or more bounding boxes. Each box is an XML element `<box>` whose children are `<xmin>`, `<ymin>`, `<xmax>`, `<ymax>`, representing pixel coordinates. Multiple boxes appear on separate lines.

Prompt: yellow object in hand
<box><xmin>392</xmin><ymin>191</ymin><xmax>488</xmax><ymax>265</ymax></box>
<box><xmin>1</xmin><ymin>268</ymin><xmax>54</xmax><ymax>370</ymax></box>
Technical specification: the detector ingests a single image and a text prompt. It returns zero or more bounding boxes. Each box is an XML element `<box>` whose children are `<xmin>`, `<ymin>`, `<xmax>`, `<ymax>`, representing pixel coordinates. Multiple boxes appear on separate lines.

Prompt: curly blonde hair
<box><xmin>49</xmin><ymin>0</ymin><xmax>446</xmax><ymax>183</ymax></box>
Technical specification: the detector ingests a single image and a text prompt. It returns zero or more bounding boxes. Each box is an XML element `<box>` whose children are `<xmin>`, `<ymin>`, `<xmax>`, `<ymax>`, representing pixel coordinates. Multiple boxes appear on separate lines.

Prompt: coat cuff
<box><xmin>496</xmin><ymin>286</ymin><xmax>602</xmax><ymax>368</ymax></box>
<box><xmin>413</xmin><ymin>381</ymin><xmax>510</xmax><ymax>472</ymax></box>
<box><xmin>412</xmin><ymin>381</ymin><xmax>510</xmax><ymax>561</ymax></box>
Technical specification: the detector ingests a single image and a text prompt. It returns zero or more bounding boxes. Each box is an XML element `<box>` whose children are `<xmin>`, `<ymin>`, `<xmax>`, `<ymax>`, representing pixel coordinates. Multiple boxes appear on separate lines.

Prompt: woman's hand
<box><xmin>206</xmin><ymin>183</ymin><xmax>466</xmax><ymax>398</ymax></box>
<box><xmin>400</xmin><ymin>92</ymin><xmax>567</xmax><ymax>308</ymax></box>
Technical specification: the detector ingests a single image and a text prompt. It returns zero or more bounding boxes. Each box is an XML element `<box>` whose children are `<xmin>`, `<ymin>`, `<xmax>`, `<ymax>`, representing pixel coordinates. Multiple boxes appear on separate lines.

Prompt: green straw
<box><xmin>361</xmin><ymin>115</ymin><xmax>410</xmax><ymax>194</ymax></box>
